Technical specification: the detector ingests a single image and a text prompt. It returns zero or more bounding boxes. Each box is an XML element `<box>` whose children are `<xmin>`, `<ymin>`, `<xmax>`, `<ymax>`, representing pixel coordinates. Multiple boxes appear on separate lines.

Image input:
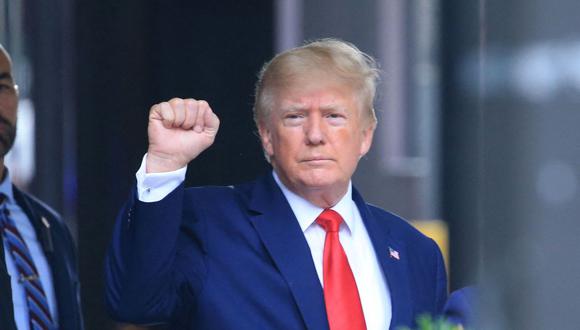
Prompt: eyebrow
<box><xmin>319</xmin><ymin>104</ymin><xmax>347</xmax><ymax>112</ymax></box>
<box><xmin>280</xmin><ymin>103</ymin><xmax>347</xmax><ymax>113</ymax></box>
<box><xmin>0</xmin><ymin>72</ymin><xmax>14</xmax><ymax>81</ymax></box>
<box><xmin>280</xmin><ymin>103</ymin><xmax>308</xmax><ymax>112</ymax></box>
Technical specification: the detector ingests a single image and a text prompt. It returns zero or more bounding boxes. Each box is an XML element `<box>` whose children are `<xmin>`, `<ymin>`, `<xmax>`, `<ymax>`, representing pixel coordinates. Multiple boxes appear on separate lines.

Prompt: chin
<box><xmin>298</xmin><ymin>175</ymin><xmax>341</xmax><ymax>191</ymax></box>
<box><xmin>0</xmin><ymin>143</ymin><xmax>11</xmax><ymax>158</ymax></box>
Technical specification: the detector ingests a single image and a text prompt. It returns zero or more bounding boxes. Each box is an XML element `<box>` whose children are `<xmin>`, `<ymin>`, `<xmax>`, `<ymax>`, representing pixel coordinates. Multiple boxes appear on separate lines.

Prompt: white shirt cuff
<box><xmin>135</xmin><ymin>154</ymin><xmax>187</xmax><ymax>202</ymax></box>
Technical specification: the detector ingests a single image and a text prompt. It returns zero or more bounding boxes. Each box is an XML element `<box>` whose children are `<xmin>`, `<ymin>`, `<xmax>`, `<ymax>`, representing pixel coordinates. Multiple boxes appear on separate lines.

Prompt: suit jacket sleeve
<box><xmin>105</xmin><ymin>183</ymin><xmax>205</xmax><ymax>325</ymax></box>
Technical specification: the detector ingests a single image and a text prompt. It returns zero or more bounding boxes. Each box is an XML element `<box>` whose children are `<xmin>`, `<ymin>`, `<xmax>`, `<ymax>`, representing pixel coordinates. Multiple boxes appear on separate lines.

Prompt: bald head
<box><xmin>0</xmin><ymin>44</ymin><xmax>18</xmax><ymax>162</ymax></box>
<box><xmin>0</xmin><ymin>44</ymin><xmax>11</xmax><ymax>61</ymax></box>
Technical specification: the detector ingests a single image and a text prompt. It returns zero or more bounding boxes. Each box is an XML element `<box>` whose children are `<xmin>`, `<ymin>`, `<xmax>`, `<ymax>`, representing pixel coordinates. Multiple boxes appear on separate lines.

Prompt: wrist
<box><xmin>145</xmin><ymin>152</ymin><xmax>187</xmax><ymax>173</ymax></box>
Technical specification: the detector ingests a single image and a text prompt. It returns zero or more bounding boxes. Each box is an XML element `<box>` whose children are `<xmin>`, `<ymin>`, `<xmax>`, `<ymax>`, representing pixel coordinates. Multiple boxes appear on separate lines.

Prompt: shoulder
<box><xmin>366</xmin><ymin>203</ymin><xmax>433</xmax><ymax>244</ymax></box>
<box><xmin>15</xmin><ymin>189</ymin><xmax>59</xmax><ymax>217</ymax></box>
<box><xmin>19</xmin><ymin>191</ymin><xmax>60</xmax><ymax>218</ymax></box>
<box><xmin>184</xmin><ymin>174</ymin><xmax>268</xmax><ymax>202</ymax></box>
<box><xmin>444</xmin><ymin>286</ymin><xmax>477</xmax><ymax>326</ymax></box>
<box><xmin>363</xmin><ymin>202</ymin><xmax>444</xmax><ymax>269</ymax></box>
<box><xmin>184</xmin><ymin>183</ymin><xmax>244</xmax><ymax>203</ymax></box>
<box><xmin>352</xmin><ymin>186</ymin><xmax>426</xmax><ymax>240</ymax></box>
<box><xmin>13</xmin><ymin>187</ymin><xmax>69</xmax><ymax>232</ymax></box>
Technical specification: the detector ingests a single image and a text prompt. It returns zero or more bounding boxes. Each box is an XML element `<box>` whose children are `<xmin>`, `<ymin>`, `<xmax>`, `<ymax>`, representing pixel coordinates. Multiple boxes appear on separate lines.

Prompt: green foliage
<box><xmin>397</xmin><ymin>314</ymin><xmax>464</xmax><ymax>330</ymax></box>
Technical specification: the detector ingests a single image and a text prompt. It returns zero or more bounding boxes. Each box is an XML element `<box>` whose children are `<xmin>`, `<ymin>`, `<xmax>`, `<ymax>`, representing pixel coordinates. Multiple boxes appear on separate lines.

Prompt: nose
<box><xmin>304</xmin><ymin>115</ymin><xmax>325</xmax><ymax>145</ymax></box>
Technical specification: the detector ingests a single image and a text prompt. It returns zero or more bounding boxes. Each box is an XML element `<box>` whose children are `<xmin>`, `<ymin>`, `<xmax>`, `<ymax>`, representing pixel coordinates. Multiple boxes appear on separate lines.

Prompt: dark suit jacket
<box><xmin>105</xmin><ymin>174</ymin><xmax>447</xmax><ymax>329</ymax></box>
<box><xmin>444</xmin><ymin>286</ymin><xmax>476</xmax><ymax>327</ymax></box>
<box><xmin>0</xmin><ymin>186</ymin><xmax>84</xmax><ymax>330</ymax></box>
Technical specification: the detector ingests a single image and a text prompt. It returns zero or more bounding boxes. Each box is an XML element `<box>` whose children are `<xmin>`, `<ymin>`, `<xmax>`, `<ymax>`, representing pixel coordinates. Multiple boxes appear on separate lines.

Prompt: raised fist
<box><xmin>146</xmin><ymin>98</ymin><xmax>220</xmax><ymax>173</ymax></box>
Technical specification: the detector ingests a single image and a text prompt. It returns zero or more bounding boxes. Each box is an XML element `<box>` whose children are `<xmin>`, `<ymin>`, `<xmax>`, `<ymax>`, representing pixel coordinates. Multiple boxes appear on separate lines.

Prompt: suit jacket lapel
<box><xmin>12</xmin><ymin>187</ymin><xmax>54</xmax><ymax>257</ymax></box>
<box><xmin>247</xmin><ymin>175</ymin><xmax>329</xmax><ymax>330</ymax></box>
<box><xmin>12</xmin><ymin>187</ymin><xmax>69</xmax><ymax>328</ymax></box>
<box><xmin>353</xmin><ymin>188</ymin><xmax>413</xmax><ymax>329</ymax></box>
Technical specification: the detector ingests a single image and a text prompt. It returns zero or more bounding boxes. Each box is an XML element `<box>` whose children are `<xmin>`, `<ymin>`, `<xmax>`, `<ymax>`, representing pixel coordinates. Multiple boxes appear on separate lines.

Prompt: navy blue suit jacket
<box><xmin>444</xmin><ymin>286</ymin><xmax>476</xmax><ymax>327</ymax></box>
<box><xmin>105</xmin><ymin>174</ymin><xmax>447</xmax><ymax>329</ymax></box>
<box><xmin>0</xmin><ymin>186</ymin><xmax>84</xmax><ymax>330</ymax></box>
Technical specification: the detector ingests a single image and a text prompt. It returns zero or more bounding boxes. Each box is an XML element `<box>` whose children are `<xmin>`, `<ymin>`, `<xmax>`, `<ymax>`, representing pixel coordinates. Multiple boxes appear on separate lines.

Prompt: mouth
<box><xmin>300</xmin><ymin>157</ymin><xmax>334</xmax><ymax>165</ymax></box>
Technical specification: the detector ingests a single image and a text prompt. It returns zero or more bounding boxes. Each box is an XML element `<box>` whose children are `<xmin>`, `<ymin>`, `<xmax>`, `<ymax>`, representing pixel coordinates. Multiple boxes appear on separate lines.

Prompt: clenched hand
<box><xmin>146</xmin><ymin>98</ymin><xmax>220</xmax><ymax>173</ymax></box>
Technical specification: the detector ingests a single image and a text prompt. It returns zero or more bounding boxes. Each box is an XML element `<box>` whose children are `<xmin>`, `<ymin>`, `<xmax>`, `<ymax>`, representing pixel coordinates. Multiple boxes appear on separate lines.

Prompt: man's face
<box><xmin>0</xmin><ymin>48</ymin><xmax>17</xmax><ymax>158</ymax></box>
<box><xmin>259</xmin><ymin>74</ymin><xmax>374</xmax><ymax>201</ymax></box>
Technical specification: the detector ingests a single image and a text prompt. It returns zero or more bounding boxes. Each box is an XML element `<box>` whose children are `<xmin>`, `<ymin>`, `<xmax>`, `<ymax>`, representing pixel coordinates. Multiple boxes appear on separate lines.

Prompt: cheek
<box><xmin>258</xmin><ymin>126</ymin><xmax>275</xmax><ymax>156</ymax></box>
<box><xmin>272</xmin><ymin>129</ymin><xmax>300</xmax><ymax>150</ymax></box>
<box><xmin>263</xmin><ymin>139</ymin><xmax>274</xmax><ymax>157</ymax></box>
<box><xmin>337</xmin><ymin>133</ymin><xmax>368</xmax><ymax>164</ymax></box>
<box><xmin>0</xmin><ymin>107</ymin><xmax>17</xmax><ymax>123</ymax></box>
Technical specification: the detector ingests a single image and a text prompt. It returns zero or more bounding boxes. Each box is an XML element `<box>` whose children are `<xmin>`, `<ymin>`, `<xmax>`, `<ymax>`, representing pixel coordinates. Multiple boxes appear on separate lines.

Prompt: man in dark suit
<box><xmin>444</xmin><ymin>286</ymin><xmax>476</xmax><ymax>328</ymax></box>
<box><xmin>0</xmin><ymin>44</ymin><xmax>84</xmax><ymax>330</ymax></box>
<box><xmin>106</xmin><ymin>39</ymin><xmax>447</xmax><ymax>329</ymax></box>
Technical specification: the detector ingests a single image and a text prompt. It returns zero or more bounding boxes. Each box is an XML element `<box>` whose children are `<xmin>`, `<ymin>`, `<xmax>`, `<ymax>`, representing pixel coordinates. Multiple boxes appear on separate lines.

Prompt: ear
<box><xmin>258</xmin><ymin>122</ymin><xmax>274</xmax><ymax>158</ymax></box>
<box><xmin>359</xmin><ymin>123</ymin><xmax>375</xmax><ymax>158</ymax></box>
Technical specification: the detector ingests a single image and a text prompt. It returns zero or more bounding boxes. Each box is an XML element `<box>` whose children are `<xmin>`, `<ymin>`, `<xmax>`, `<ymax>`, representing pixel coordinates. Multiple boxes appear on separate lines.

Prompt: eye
<box><xmin>0</xmin><ymin>83</ymin><xmax>16</xmax><ymax>93</ymax></box>
<box><xmin>285</xmin><ymin>113</ymin><xmax>302</xmax><ymax>119</ymax></box>
<box><xmin>325</xmin><ymin>112</ymin><xmax>347</xmax><ymax>125</ymax></box>
<box><xmin>282</xmin><ymin>112</ymin><xmax>305</xmax><ymax>126</ymax></box>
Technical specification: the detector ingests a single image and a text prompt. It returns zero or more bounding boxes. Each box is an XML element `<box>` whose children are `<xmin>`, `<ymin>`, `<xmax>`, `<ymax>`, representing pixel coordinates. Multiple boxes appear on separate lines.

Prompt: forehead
<box><xmin>0</xmin><ymin>49</ymin><xmax>13</xmax><ymax>77</ymax></box>
<box><xmin>274</xmin><ymin>74</ymin><xmax>358</xmax><ymax>109</ymax></box>
<box><xmin>277</xmin><ymin>91</ymin><xmax>351</xmax><ymax>113</ymax></box>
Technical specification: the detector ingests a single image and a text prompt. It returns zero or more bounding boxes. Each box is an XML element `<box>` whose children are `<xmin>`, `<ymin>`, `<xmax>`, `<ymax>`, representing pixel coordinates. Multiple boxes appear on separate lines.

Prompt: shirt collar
<box><xmin>0</xmin><ymin>168</ymin><xmax>14</xmax><ymax>204</ymax></box>
<box><xmin>272</xmin><ymin>171</ymin><xmax>355</xmax><ymax>233</ymax></box>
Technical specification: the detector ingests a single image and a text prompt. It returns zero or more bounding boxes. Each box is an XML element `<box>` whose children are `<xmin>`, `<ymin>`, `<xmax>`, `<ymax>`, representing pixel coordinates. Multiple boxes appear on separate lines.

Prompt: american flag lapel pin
<box><xmin>388</xmin><ymin>247</ymin><xmax>400</xmax><ymax>260</ymax></box>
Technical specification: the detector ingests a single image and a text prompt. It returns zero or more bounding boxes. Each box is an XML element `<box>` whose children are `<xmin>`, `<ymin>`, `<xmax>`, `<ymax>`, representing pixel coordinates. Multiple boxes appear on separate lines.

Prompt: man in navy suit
<box><xmin>0</xmin><ymin>44</ymin><xmax>84</xmax><ymax>330</ymax></box>
<box><xmin>444</xmin><ymin>286</ymin><xmax>476</xmax><ymax>328</ymax></box>
<box><xmin>106</xmin><ymin>39</ymin><xmax>447</xmax><ymax>329</ymax></box>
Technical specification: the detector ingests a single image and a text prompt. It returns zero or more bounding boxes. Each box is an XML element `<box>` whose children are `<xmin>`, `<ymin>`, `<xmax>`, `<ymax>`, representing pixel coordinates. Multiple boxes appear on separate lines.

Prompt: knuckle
<box><xmin>169</xmin><ymin>98</ymin><xmax>184</xmax><ymax>107</ymax></box>
<box><xmin>161</xmin><ymin>102</ymin><xmax>172</xmax><ymax>113</ymax></box>
<box><xmin>184</xmin><ymin>99</ymin><xmax>195</xmax><ymax>108</ymax></box>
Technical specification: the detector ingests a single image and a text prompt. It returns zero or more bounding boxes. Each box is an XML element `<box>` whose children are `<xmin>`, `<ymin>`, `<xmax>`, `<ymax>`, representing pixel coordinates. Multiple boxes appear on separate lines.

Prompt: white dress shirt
<box><xmin>135</xmin><ymin>155</ymin><xmax>392</xmax><ymax>329</ymax></box>
<box><xmin>1</xmin><ymin>170</ymin><xmax>58</xmax><ymax>330</ymax></box>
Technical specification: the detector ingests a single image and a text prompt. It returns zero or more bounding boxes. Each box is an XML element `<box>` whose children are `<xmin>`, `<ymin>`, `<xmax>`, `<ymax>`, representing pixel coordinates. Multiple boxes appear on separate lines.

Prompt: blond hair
<box><xmin>254</xmin><ymin>38</ymin><xmax>379</xmax><ymax>128</ymax></box>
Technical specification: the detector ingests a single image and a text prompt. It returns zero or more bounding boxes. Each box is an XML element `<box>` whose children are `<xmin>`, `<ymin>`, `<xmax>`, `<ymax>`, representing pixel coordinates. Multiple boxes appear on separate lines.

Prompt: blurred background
<box><xmin>1</xmin><ymin>0</ymin><xmax>579</xmax><ymax>329</ymax></box>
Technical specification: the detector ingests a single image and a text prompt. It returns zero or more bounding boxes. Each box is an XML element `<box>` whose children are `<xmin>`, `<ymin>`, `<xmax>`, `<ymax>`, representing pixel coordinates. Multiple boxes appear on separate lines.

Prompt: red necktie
<box><xmin>316</xmin><ymin>209</ymin><xmax>366</xmax><ymax>330</ymax></box>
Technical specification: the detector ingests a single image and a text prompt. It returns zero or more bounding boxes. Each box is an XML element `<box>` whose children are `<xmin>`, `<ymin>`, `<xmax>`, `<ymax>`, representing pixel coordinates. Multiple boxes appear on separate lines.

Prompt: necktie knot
<box><xmin>316</xmin><ymin>209</ymin><xmax>343</xmax><ymax>233</ymax></box>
